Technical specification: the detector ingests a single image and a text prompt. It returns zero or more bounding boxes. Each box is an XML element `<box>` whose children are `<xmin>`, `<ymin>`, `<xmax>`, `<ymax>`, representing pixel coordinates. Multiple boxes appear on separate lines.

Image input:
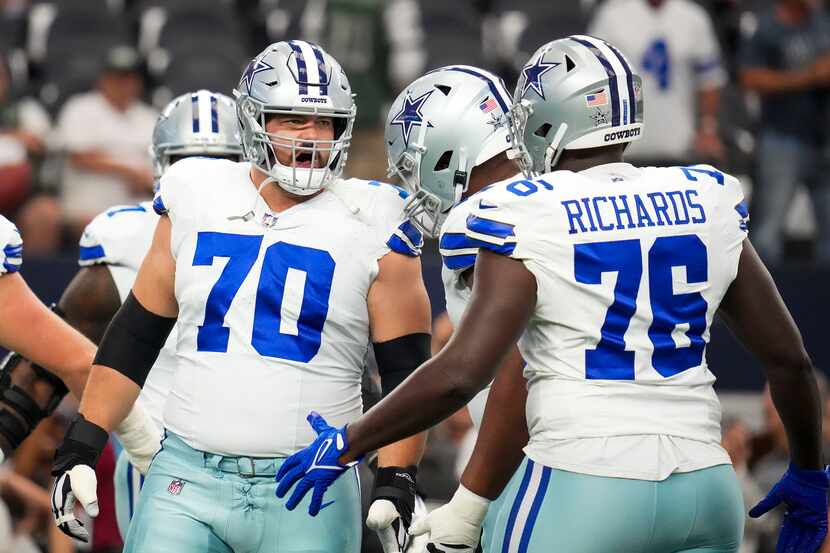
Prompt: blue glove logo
<box><xmin>749</xmin><ymin>463</ymin><xmax>830</xmax><ymax>553</ymax></box>
<box><xmin>275</xmin><ymin>411</ymin><xmax>362</xmax><ymax>516</ymax></box>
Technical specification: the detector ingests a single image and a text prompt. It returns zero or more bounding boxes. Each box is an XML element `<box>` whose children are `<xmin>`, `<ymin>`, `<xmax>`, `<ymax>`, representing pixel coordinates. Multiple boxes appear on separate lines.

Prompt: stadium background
<box><xmin>0</xmin><ymin>0</ymin><xmax>828</xmax><ymax>551</ymax></box>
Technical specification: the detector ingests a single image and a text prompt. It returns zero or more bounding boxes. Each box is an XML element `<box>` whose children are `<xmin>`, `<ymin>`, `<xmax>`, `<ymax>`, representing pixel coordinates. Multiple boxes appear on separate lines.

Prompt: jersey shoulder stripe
<box><xmin>0</xmin><ymin>215</ymin><xmax>22</xmax><ymax>275</ymax></box>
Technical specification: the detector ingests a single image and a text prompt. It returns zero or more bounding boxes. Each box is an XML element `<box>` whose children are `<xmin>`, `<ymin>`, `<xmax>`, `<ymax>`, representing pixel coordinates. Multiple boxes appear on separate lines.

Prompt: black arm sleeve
<box><xmin>372</xmin><ymin>333</ymin><xmax>430</xmax><ymax>396</ymax></box>
<box><xmin>93</xmin><ymin>292</ymin><xmax>176</xmax><ymax>387</ymax></box>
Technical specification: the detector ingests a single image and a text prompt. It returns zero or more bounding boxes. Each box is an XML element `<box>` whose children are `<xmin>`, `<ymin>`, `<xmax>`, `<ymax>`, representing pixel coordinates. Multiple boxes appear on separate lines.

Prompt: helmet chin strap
<box><xmin>544</xmin><ymin>123</ymin><xmax>569</xmax><ymax>174</ymax></box>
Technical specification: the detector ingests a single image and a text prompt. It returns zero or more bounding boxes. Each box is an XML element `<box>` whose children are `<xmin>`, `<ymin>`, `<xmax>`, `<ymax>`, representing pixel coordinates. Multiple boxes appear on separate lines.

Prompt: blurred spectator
<box><xmin>722</xmin><ymin>417</ymin><xmax>775</xmax><ymax>553</ymax></box>
<box><xmin>15</xmin><ymin>195</ymin><xmax>63</xmax><ymax>256</ymax></box>
<box><xmin>589</xmin><ymin>0</ymin><xmax>727</xmax><ymax>166</ymax></box>
<box><xmin>739</xmin><ymin>0</ymin><xmax>830</xmax><ymax>265</ymax></box>
<box><xmin>56</xmin><ymin>45</ymin><xmax>156</xmax><ymax>238</ymax></box>
<box><xmin>0</xmin><ymin>53</ymin><xmax>51</xmax><ymax>216</ymax></box>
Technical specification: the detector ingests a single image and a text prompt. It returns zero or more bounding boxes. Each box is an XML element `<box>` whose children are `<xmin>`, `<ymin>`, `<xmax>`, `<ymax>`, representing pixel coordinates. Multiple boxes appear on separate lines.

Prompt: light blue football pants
<box><xmin>123</xmin><ymin>432</ymin><xmax>362</xmax><ymax>553</ymax></box>
<box><xmin>114</xmin><ymin>450</ymin><xmax>144</xmax><ymax>539</ymax></box>
<box><xmin>480</xmin><ymin>463</ymin><xmax>525</xmax><ymax>552</ymax></box>
<box><xmin>489</xmin><ymin>458</ymin><xmax>744</xmax><ymax>553</ymax></box>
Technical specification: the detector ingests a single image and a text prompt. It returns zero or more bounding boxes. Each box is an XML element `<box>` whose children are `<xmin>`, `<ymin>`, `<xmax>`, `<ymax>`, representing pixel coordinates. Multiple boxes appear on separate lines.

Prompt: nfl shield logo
<box><xmin>167</xmin><ymin>479</ymin><xmax>185</xmax><ymax>496</ymax></box>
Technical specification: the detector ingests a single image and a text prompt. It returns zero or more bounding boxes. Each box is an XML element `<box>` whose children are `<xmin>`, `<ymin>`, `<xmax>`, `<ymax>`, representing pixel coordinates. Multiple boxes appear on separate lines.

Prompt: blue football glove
<box><xmin>275</xmin><ymin>411</ymin><xmax>362</xmax><ymax>516</ymax></box>
<box><xmin>749</xmin><ymin>463</ymin><xmax>830</xmax><ymax>553</ymax></box>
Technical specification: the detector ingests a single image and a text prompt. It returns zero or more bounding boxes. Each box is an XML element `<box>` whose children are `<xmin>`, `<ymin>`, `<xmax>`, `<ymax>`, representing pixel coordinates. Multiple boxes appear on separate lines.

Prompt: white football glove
<box><xmin>409</xmin><ymin>484</ymin><xmax>490</xmax><ymax>553</ymax></box>
<box><xmin>366</xmin><ymin>466</ymin><xmax>419</xmax><ymax>553</ymax></box>
<box><xmin>51</xmin><ymin>464</ymin><xmax>99</xmax><ymax>542</ymax></box>
<box><xmin>115</xmin><ymin>403</ymin><xmax>161</xmax><ymax>475</ymax></box>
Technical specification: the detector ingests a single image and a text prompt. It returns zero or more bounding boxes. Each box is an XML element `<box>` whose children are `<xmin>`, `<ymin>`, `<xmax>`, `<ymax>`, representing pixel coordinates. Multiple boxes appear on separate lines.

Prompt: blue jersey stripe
<box><xmin>191</xmin><ymin>94</ymin><xmax>200</xmax><ymax>133</ymax></box>
<box><xmin>571</xmin><ymin>37</ymin><xmax>620</xmax><ymax>126</ymax></box>
<box><xmin>517</xmin><ymin>466</ymin><xmax>552</xmax><ymax>553</ymax></box>
<box><xmin>501</xmin><ymin>460</ymin><xmax>535</xmax><ymax>553</ymax></box>
<box><xmin>3</xmin><ymin>244</ymin><xmax>22</xmax><ymax>256</ymax></box>
<box><xmin>398</xmin><ymin>221</ymin><xmax>424</xmax><ymax>249</ymax></box>
<box><xmin>308</xmin><ymin>42</ymin><xmax>329</xmax><ymax>95</ymax></box>
<box><xmin>604</xmin><ymin>40</ymin><xmax>637</xmax><ymax>123</ymax></box>
<box><xmin>441</xmin><ymin>232</ymin><xmax>516</xmax><ymax>255</ymax></box>
<box><xmin>386</xmin><ymin>235</ymin><xmax>419</xmax><ymax>257</ymax></box>
<box><xmin>441</xmin><ymin>66</ymin><xmax>510</xmax><ymax>113</ymax></box>
<box><xmin>3</xmin><ymin>261</ymin><xmax>19</xmax><ymax>273</ymax></box>
<box><xmin>79</xmin><ymin>244</ymin><xmax>106</xmax><ymax>261</ymax></box>
<box><xmin>442</xmin><ymin>253</ymin><xmax>476</xmax><ymax>271</ymax></box>
<box><xmin>210</xmin><ymin>94</ymin><xmax>219</xmax><ymax>133</ymax></box>
<box><xmin>153</xmin><ymin>195</ymin><xmax>167</xmax><ymax>215</ymax></box>
<box><xmin>126</xmin><ymin>460</ymin><xmax>134</xmax><ymax>519</ymax></box>
<box><xmin>289</xmin><ymin>41</ymin><xmax>309</xmax><ymax>95</ymax></box>
<box><xmin>466</xmin><ymin>214</ymin><xmax>515</xmax><ymax>239</ymax></box>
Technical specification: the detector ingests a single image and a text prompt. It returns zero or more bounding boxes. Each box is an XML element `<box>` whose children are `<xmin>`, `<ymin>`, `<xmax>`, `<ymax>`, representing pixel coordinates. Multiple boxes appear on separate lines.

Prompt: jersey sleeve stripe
<box><xmin>387</xmin><ymin>221</ymin><xmax>424</xmax><ymax>257</ymax></box>
<box><xmin>466</xmin><ymin>214</ymin><xmax>516</xmax><ymax>240</ymax></box>
<box><xmin>152</xmin><ymin>195</ymin><xmax>167</xmax><ymax>215</ymax></box>
<box><xmin>79</xmin><ymin>244</ymin><xmax>106</xmax><ymax>262</ymax></box>
<box><xmin>442</xmin><ymin>253</ymin><xmax>476</xmax><ymax>271</ymax></box>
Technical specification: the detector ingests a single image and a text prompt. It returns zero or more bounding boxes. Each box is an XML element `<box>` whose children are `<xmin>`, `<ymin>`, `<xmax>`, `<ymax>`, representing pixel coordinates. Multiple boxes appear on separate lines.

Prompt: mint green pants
<box><xmin>489</xmin><ymin>458</ymin><xmax>744</xmax><ymax>553</ymax></box>
<box><xmin>123</xmin><ymin>432</ymin><xmax>362</xmax><ymax>553</ymax></box>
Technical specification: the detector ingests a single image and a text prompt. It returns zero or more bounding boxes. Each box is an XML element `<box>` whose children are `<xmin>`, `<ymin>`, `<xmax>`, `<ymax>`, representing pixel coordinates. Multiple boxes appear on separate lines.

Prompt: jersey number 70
<box><xmin>192</xmin><ymin>231</ymin><xmax>335</xmax><ymax>362</ymax></box>
<box><xmin>575</xmin><ymin>234</ymin><xmax>707</xmax><ymax>380</ymax></box>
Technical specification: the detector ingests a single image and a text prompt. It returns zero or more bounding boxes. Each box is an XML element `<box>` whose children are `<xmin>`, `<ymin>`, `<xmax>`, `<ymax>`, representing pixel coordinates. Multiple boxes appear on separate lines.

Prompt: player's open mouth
<box><xmin>293</xmin><ymin>151</ymin><xmax>315</xmax><ymax>168</ymax></box>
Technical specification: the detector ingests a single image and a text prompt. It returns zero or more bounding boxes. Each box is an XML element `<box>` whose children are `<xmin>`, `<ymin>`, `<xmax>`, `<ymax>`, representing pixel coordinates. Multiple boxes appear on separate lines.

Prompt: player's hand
<box><xmin>274</xmin><ymin>411</ymin><xmax>362</xmax><ymax>516</ymax></box>
<box><xmin>749</xmin><ymin>463</ymin><xmax>830</xmax><ymax>553</ymax></box>
<box><xmin>409</xmin><ymin>484</ymin><xmax>490</xmax><ymax>553</ymax></box>
<box><xmin>367</xmin><ymin>466</ymin><xmax>418</xmax><ymax>553</ymax></box>
<box><xmin>50</xmin><ymin>414</ymin><xmax>109</xmax><ymax>542</ymax></box>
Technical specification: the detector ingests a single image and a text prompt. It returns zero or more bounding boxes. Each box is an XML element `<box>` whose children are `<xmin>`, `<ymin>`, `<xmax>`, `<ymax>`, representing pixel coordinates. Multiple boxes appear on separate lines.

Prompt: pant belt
<box><xmin>204</xmin><ymin>454</ymin><xmax>280</xmax><ymax>478</ymax></box>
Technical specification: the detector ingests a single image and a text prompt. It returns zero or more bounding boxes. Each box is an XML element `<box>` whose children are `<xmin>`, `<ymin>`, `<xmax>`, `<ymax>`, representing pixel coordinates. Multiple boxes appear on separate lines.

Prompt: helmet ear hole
<box><xmin>434</xmin><ymin>150</ymin><xmax>453</xmax><ymax>171</ymax></box>
<box><xmin>534</xmin><ymin>123</ymin><xmax>553</xmax><ymax>138</ymax></box>
<box><xmin>434</xmin><ymin>84</ymin><xmax>452</xmax><ymax>96</ymax></box>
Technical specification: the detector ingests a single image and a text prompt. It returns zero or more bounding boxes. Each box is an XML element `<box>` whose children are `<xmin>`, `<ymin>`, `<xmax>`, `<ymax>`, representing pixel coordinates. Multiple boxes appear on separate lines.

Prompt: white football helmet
<box><xmin>151</xmin><ymin>90</ymin><xmax>243</xmax><ymax>182</ymax></box>
<box><xmin>234</xmin><ymin>40</ymin><xmax>356</xmax><ymax>196</ymax></box>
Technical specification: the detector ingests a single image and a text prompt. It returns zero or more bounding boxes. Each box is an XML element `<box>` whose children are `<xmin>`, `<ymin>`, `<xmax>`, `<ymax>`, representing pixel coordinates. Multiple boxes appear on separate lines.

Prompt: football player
<box><xmin>277</xmin><ymin>36</ymin><xmax>827</xmax><ymax>553</ymax></box>
<box><xmin>381</xmin><ymin>65</ymin><xmax>528</xmax><ymax>552</ymax></box>
<box><xmin>67</xmin><ymin>90</ymin><xmax>244</xmax><ymax>539</ymax></box>
<box><xmin>0</xmin><ymin>216</ymin><xmax>96</xmax><ymax>463</ymax></box>
<box><xmin>50</xmin><ymin>41</ymin><xmax>430</xmax><ymax>553</ymax></box>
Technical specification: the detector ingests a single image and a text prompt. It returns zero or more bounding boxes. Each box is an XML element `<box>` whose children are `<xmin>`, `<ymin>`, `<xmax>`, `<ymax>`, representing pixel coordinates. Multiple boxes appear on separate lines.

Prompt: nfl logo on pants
<box><xmin>167</xmin><ymin>479</ymin><xmax>185</xmax><ymax>496</ymax></box>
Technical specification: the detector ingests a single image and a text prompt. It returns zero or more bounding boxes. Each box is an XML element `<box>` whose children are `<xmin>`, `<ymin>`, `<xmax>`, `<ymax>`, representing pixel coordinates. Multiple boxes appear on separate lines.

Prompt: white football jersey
<box><xmin>79</xmin><ymin>202</ymin><xmax>176</xmax><ymax>432</ymax></box>
<box><xmin>0</xmin><ymin>216</ymin><xmax>22</xmax><ymax>275</ymax></box>
<box><xmin>468</xmin><ymin>163</ymin><xmax>745</xmax><ymax>479</ymax></box>
<box><xmin>589</xmin><ymin>0</ymin><xmax>726</xmax><ymax>159</ymax></box>
<box><xmin>438</xmin><ymin>174</ymin><xmax>524</xmax><ymax>428</ymax></box>
<box><xmin>154</xmin><ymin>158</ymin><xmax>421</xmax><ymax>457</ymax></box>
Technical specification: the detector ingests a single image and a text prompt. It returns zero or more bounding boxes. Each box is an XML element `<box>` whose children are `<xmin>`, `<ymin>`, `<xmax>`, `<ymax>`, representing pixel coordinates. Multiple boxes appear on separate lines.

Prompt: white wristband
<box><xmin>451</xmin><ymin>484</ymin><xmax>491</xmax><ymax>525</ymax></box>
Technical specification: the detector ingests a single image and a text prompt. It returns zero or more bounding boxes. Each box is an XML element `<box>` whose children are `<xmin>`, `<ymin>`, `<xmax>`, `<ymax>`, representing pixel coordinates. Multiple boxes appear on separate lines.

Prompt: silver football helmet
<box><xmin>386</xmin><ymin>65</ymin><xmax>513</xmax><ymax>238</ymax></box>
<box><xmin>234</xmin><ymin>40</ymin><xmax>355</xmax><ymax>196</ymax></box>
<box><xmin>511</xmin><ymin>35</ymin><xmax>644</xmax><ymax>175</ymax></box>
<box><xmin>151</xmin><ymin>90</ymin><xmax>243</xmax><ymax>181</ymax></box>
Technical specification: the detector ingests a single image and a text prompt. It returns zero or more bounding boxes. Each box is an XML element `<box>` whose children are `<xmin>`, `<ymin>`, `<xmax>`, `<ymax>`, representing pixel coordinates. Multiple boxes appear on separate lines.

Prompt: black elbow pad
<box><xmin>93</xmin><ymin>292</ymin><xmax>176</xmax><ymax>387</ymax></box>
<box><xmin>373</xmin><ymin>333</ymin><xmax>431</xmax><ymax>396</ymax></box>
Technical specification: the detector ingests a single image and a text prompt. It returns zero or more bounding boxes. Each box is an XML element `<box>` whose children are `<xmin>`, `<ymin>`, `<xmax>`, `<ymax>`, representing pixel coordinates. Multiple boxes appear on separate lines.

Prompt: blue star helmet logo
<box><xmin>520</xmin><ymin>53</ymin><xmax>560</xmax><ymax>100</ymax></box>
<box><xmin>240</xmin><ymin>59</ymin><xmax>275</xmax><ymax>94</ymax></box>
<box><xmin>390</xmin><ymin>90</ymin><xmax>434</xmax><ymax>146</ymax></box>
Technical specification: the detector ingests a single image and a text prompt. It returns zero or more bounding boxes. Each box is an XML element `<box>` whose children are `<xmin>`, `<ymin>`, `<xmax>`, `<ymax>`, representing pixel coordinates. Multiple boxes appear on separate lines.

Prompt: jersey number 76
<box><xmin>575</xmin><ymin>234</ymin><xmax>707</xmax><ymax>380</ymax></box>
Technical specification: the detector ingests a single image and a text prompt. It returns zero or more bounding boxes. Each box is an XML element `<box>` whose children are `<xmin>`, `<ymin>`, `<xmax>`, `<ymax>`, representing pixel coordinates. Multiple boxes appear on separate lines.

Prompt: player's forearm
<box><xmin>460</xmin><ymin>347</ymin><xmax>528</xmax><ymax>499</ymax></box>
<box><xmin>344</xmin><ymin>349</ymin><xmax>494</xmax><ymax>463</ymax></box>
<box><xmin>377</xmin><ymin>432</ymin><xmax>427</xmax><ymax>468</ymax></box>
<box><xmin>78</xmin><ymin>365</ymin><xmax>141</xmax><ymax>432</ymax></box>
<box><xmin>740</xmin><ymin>68</ymin><xmax>814</xmax><ymax>93</ymax></box>
<box><xmin>4</xmin><ymin>277</ymin><xmax>95</xmax><ymax>399</ymax></box>
<box><xmin>720</xmin><ymin>241</ymin><xmax>822</xmax><ymax>469</ymax></box>
<box><xmin>767</xmin><ymin>356</ymin><xmax>823</xmax><ymax>470</ymax></box>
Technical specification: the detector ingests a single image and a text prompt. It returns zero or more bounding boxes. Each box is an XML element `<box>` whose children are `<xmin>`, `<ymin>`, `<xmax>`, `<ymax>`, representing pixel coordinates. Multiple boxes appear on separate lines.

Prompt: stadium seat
<box><xmin>27</xmin><ymin>1</ymin><xmax>129</xmax><ymax>112</ymax></box>
<box><xmin>417</xmin><ymin>0</ymin><xmax>487</xmax><ymax>70</ymax></box>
